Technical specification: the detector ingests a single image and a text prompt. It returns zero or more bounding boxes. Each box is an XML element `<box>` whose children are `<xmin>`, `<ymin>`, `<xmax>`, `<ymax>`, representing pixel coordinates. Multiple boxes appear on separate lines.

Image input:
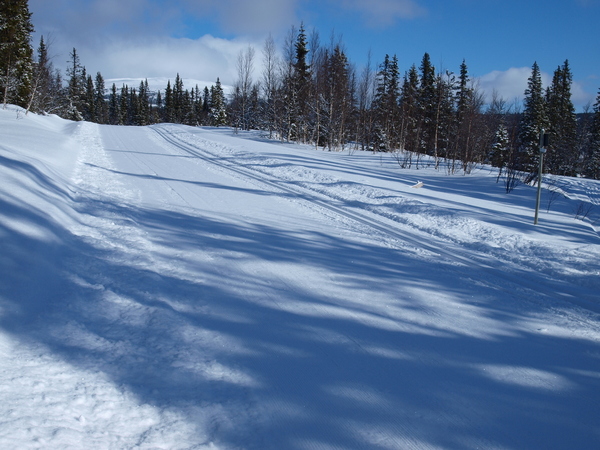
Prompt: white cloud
<box><xmin>477</xmin><ymin>67</ymin><xmax>595</xmax><ymax>111</ymax></box>
<box><xmin>477</xmin><ymin>67</ymin><xmax>551</xmax><ymax>105</ymax></box>
<box><xmin>28</xmin><ymin>0</ymin><xmax>269</xmax><ymax>84</ymax></box>
<box><xmin>570</xmin><ymin>80</ymin><xmax>595</xmax><ymax>109</ymax></box>
<box><xmin>478</xmin><ymin>67</ymin><xmax>530</xmax><ymax>104</ymax></box>
<box><xmin>98</xmin><ymin>35</ymin><xmax>263</xmax><ymax>85</ymax></box>
<box><xmin>28</xmin><ymin>0</ymin><xmax>427</xmax><ymax>84</ymax></box>
<box><xmin>30</xmin><ymin>32</ymin><xmax>259</xmax><ymax>86</ymax></box>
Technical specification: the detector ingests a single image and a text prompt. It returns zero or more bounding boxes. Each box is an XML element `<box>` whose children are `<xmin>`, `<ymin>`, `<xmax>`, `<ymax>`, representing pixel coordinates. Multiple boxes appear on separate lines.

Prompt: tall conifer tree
<box><xmin>293</xmin><ymin>24</ymin><xmax>311</xmax><ymax>142</ymax></box>
<box><xmin>118</xmin><ymin>84</ymin><xmax>128</xmax><ymax>125</ymax></box>
<box><xmin>94</xmin><ymin>72</ymin><xmax>108</xmax><ymax>124</ymax></box>
<box><xmin>418</xmin><ymin>52</ymin><xmax>436</xmax><ymax>154</ymax></box>
<box><xmin>66</xmin><ymin>48</ymin><xmax>85</xmax><ymax>120</ymax></box>
<box><xmin>318</xmin><ymin>45</ymin><xmax>353</xmax><ymax>150</ymax></box>
<box><xmin>373</xmin><ymin>54</ymin><xmax>400</xmax><ymax>151</ymax></box>
<box><xmin>1</xmin><ymin>0</ymin><xmax>34</xmax><ymax>108</ymax></box>
<box><xmin>433</xmin><ymin>71</ymin><xmax>455</xmax><ymax>166</ymax></box>
<box><xmin>174</xmin><ymin>73</ymin><xmax>184</xmax><ymax>123</ymax></box>
<box><xmin>164</xmin><ymin>80</ymin><xmax>173</xmax><ymax>123</ymax></box>
<box><xmin>399</xmin><ymin>64</ymin><xmax>420</xmax><ymax>155</ymax></box>
<box><xmin>546</xmin><ymin>60</ymin><xmax>577</xmax><ymax>175</ymax></box>
<box><xmin>586</xmin><ymin>89</ymin><xmax>600</xmax><ymax>179</ymax></box>
<box><xmin>453</xmin><ymin>60</ymin><xmax>484</xmax><ymax>171</ymax></box>
<box><xmin>28</xmin><ymin>35</ymin><xmax>53</xmax><ymax>113</ymax></box>
<box><xmin>519</xmin><ymin>61</ymin><xmax>548</xmax><ymax>174</ymax></box>
<box><xmin>490</xmin><ymin>123</ymin><xmax>511</xmax><ymax>175</ymax></box>
<box><xmin>83</xmin><ymin>73</ymin><xmax>95</xmax><ymax>121</ymax></box>
<box><xmin>202</xmin><ymin>85</ymin><xmax>210</xmax><ymax>124</ymax></box>
<box><xmin>137</xmin><ymin>79</ymin><xmax>150</xmax><ymax>125</ymax></box>
<box><xmin>108</xmin><ymin>82</ymin><xmax>119</xmax><ymax>124</ymax></box>
<box><xmin>193</xmin><ymin>84</ymin><xmax>202</xmax><ymax>125</ymax></box>
<box><xmin>210</xmin><ymin>78</ymin><xmax>227</xmax><ymax>126</ymax></box>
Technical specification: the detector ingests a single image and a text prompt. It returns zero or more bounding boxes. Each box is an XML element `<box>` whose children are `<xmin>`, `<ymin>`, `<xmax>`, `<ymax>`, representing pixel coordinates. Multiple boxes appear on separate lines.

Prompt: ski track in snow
<box><xmin>1</xmin><ymin>108</ymin><xmax>600</xmax><ymax>449</ymax></box>
<box><xmin>153</xmin><ymin>125</ymin><xmax>600</xmax><ymax>319</ymax></box>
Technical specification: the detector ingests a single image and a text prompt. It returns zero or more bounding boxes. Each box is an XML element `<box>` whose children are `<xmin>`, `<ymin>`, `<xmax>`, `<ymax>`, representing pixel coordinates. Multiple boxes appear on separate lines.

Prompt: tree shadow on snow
<box><xmin>1</xmin><ymin>161</ymin><xmax>600</xmax><ymax>449</ymax></box>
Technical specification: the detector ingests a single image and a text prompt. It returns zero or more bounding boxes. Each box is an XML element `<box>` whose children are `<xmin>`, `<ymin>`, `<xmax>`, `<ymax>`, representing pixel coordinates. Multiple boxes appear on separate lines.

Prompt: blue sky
<box><xmin>29</xmin><ymin>0</ymin><xmax>599</xmax><ymax>110</ymax></box>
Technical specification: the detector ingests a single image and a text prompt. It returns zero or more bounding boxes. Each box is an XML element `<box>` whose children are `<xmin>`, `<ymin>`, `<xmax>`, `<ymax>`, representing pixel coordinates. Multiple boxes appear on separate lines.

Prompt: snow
<box><xmin>1</xmin><ymin>105</ymin><xmax>599</xmax><ymax>449</ymax></box>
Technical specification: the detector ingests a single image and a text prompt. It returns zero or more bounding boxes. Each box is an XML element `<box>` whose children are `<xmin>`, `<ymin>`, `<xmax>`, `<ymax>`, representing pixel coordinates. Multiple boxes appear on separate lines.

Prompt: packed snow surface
<box><xmin>1</xmin><ymin>106</ymin><xmax>599</xmax><ymax>449</ymax></box>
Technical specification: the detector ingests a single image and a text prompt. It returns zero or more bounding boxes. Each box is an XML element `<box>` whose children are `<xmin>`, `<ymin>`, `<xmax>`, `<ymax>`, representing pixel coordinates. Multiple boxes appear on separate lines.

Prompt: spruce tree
<box><xmin>490</xmin><ymin>122</ymin><xmax>510</xmax><ymax>177</ymax></box>
<box><xmin>293</xmin><ymin>24</ymin><xmax>311</xmax><ymax>142</ymax></box>
<box><xmin>155</xmin><ymin>90</ymin><xmax>163</xmax><ymax>122</ymax></box>
<box><xmin>453</xmin><ymin>60</ymin><xmax>484</xmax><ymax>172</ymax></box>
<box><xmin>209</xmin><ymin>78</ymin><xmax>227</xmax><ymax>126</ymax></box>
<box><xmin>164</xmin><ymin>80</ymin><xmax>173</xmax><ymax>123</ymax></box>
<box><xmin>519</xmin><ymin>61</ymin><xmax>548</xmax><ymax>174</ymax></box>
<box><xmin>83</xmin><ymin>73</ymin><xmax>95</xmax><ymax>121</ymax></box>
<box><xmin>546</xmin><ymin>60</ymin><xmax>577</xmax><ymax>175</ymax></box>
<box><xmin>108</xmin><ymin>83</ymin><xmax>119</xmax><ymax>124</ymax></box>
<box><xmin>433</xmin><ymin>71</ymin><xmax>456</xmax><ymax>167</ymax></box>
<box><xmin>586</xmin><ymin>89</ymin><xmax>600</xmax><ymax>179</ymax></box>
<box><xmin>331</xmin><ymin>46</ymin><xmax>353</xmax><ymax>150</ymax></box>
<box><xmin>399</xmin><ymin>64</ymin><xmax>420</xmax><ymax>155</ymax></box>
<box><xmin>202</xmin><ymin>86</ymin><xmax>210</xmax><ymax>124</ymax></box>
<box><xmin>94</xmin><ymin>72</ymin><xmax>108</xmax><ymax>124</ymax></box>
<box><xmin>118</xmin><ymin>84</ymin><xmax>128</xmax><ymax>125</ymax></box>
<box><xmin>174</xmin><ymin>73</ymin><xmax>184</xmax><ymax>123</ymax></box>
<box><xmin>51</xmin><ymin>68</ymin><xmax>67</xmax><ymax>117</ymax></box>
<box><xmin>66</xmin><ymin>48</ymin><xmax>85</xmax><ymax>120</ymax></box>
<box><xmin>418</xmin><ymin>52</ymin><xmax>436</xmax><ymax>154</ymax></box>
<box><xmin>182</xmin><ymin>89</ymin><xmax>194</xmax><ymax>125</ymax></box>
<box><xmin>1</xmin><ymin>0</ymin><xmax>34</xmax><ymax>108</ymax></box>
<box><xmin>456</xmin><ymin>60</ymin><xmax>471</xmax><ymax>120</ymax></box>
<box><xmin>373</xmin><ymin>54</ymin><xmax>400</xmax><ymax>151</ymax></box>
<box><xmin>318</xmin><ymin>45</ymin><xmax>352</xmax><ymax>150</ymax></box>
<box><xmin>193</xmin><ymin>85</ymin><xmax>202</xmax><ymax>125</ymax></box>
<box><xmin>137</xmin><ymin>79</ymin><xmax>150</xmax><ymax>125</ymax></box>
<box><xmin>453</xmin><ymin>59</ymin><xmax>471</xmax><ymax>163</ymax></box>
<box><xmin>129</xmin><ymin>87</ymin><xmax>139</xmax><ymax>125</ymax></box>
<box><xmin>247</xmin><ymin>83</ymin><xmax>261</xmax><ymax>131</ymax></box>
<box><xmin>28</xmin><ymin>35</ymin><xmax>53</xmax><ymax>113</ymax></box>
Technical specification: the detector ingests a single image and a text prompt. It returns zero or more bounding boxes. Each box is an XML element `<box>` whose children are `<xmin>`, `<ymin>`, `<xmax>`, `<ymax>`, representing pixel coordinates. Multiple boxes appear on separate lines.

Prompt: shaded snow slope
<box><xmin>1</xmin><ymin>106</ymin><xmax>599</xmax><ymax>449</ymax></box>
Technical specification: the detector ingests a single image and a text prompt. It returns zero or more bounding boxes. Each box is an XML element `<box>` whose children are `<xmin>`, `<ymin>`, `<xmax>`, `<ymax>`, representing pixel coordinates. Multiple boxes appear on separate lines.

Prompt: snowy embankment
<box><xmin>1</xmin><ymin>106</ymin><xmax>599</xmax><ymax>449</ymax></box>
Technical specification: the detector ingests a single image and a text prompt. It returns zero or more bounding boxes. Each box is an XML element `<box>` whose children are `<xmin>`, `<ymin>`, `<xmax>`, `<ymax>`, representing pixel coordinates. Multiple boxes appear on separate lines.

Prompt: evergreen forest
<box><xmin>3</xmin><ymin>1</ymin><xmax>600</xmax><ymax>181</ymax></box>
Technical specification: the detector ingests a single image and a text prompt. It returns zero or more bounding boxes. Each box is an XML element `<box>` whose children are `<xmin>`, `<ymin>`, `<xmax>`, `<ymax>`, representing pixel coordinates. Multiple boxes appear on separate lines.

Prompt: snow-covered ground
<box><xmin>1</xmin><ymin>105</ymin><xmax>599</xmax><ymax>449</ymax></box>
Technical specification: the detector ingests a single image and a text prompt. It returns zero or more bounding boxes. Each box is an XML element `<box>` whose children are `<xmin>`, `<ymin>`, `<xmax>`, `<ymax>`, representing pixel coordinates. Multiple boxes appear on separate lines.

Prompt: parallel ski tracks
<box><xmin>152</xmin><ymin>127</ymin><xmax>468</xmax><ymax>261</ymax></box>
<box><xmin>152</xmin><ymin>126</ymin><xmax>600</xmax><ymax>323</ymax></box>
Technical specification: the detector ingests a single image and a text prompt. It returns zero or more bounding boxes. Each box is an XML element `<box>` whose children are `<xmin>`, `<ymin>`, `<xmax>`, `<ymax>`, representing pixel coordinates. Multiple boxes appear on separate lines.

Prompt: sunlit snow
<box><xmin>1</xmin><ymin>105</ymin><xmax>599</xmax><ymax>449</ymax></box>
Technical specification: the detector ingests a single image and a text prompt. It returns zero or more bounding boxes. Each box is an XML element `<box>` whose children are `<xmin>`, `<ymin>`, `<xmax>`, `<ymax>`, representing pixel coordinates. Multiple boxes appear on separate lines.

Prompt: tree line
<box><xmin>2</xmin><ymin>1</ymin><xmax>600</xmax><ymax>180</ymax></box>
<box><xmin>228</xmin><ymin>26</ymin><xmax>600</xmax><ymax>181</ymax></box>
<box><xmin>59</xmin><ymin>48</ymin><xmax>228</xmax><ymax>127</ymax></box>
<box><xmin>1</xmin><ymin>0</ymin><xmax>229</xmax><ymax>128</ymax></box>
